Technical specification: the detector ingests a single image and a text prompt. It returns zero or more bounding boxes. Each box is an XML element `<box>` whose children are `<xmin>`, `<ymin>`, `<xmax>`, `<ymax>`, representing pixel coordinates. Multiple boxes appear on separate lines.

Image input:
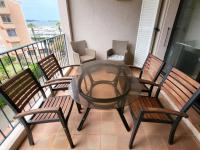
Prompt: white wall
<box><xmin>69</xmin><ymin>0</ymin><xmax>142</xmax><ymax>59</ymax></box>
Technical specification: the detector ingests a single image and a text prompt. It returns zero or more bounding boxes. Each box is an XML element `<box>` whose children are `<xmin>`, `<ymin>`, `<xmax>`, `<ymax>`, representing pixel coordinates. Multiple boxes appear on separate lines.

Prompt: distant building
<box><xmin>0</xmin><ymin>0</ymin><xmax>31</xmax><ymax>52</ymax></box>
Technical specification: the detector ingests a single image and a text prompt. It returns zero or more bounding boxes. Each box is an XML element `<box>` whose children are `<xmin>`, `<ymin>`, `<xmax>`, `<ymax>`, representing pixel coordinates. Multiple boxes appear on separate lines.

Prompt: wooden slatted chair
<box><xmin>0</xmin><ymin>69</ymin><xmax>75</xmax><ymax>148</ymax></box>
<box><xmin>37</xmin><ymin>53</ymin><xmax>82</xmax><ymax>113</ymax></box>
<box><xmin>129</xmin><ymin>66</ymin><xmax>200</xmax><ymax>149</ymax></box>
<box><xmin>129</xmin><ymin>53</ymin><xmax>165</xmax><ymax>96</ymax></box>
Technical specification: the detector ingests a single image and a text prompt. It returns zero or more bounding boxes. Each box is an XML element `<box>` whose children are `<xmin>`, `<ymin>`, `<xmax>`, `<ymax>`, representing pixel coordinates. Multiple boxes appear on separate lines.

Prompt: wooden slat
<box><xmin>130</xmin><ymin>96</ymin><xmax>171</xmax><ymax>121</ymax></box>
<box><xmin>167</xmin><ymin>76</ymin><xmax>193</xmax><ymax>98</ymax></box>
<box><xmin>45</xmin><ymin>66</ymin><xmax>60</xmax><ymax>79</ymax></box>
<box><xmin>33</xmin><ymin>97</ymin><xmax>56</xmax><ymax>121</ymax></box>
<box><xmin>42</xmin><ymin>59</ymin><xmax>58</xmax><ymax>71</ymax></box>
<box><xmin>172</xmin><ymin>68</ymin><xmax>200</xmax><ymax>89</ymax></box>
<box><xmin>142</xmin><ymin>54</ymin><xmax>163</xmax><ymax>82</ymax></box>
<box><xmin>31</xmin><ymin>96</ymin><xmax>71</xmax><ymax>122</ymax></box>
<box><xmin>165</xmin><ymin>79</ymin><xmax>189</xmax><ymax>103</ymax></box>
<box><xmin>49</xmin><ymin>96</ymin><xmax>63</xmax><ymax>119</ymax></box>
<box><xmin>161</xmin><ymin>86</ymin><xmax>183</xmax><ymax>110</ymax></box>
<box><xmin>39</xmin><ymin>54</ymin><xmax>54</xmax><ymax>64</ymax></box>
<box><xmin>0</xmin><ymin>69</ymin><xmax>40</xmax><ymax>111</ymax></box>
<box><xmin>18</xmin><ymin>87</ymin><xmax>40</xmax><ymax>109</ymax></box>
<box><xmin>169</xmin><ymin>72</ymin><xmax>197</xmax><ymax>93</ymax></box>
<box><xmin>1</xmin><ymin>70</ymin><xmax>29</xmax><ymax>90</ymax></box>
<box><xmin>9</xmin><ymin>78</ymin><xmax>36</xmax><ymax>101</ymax></box>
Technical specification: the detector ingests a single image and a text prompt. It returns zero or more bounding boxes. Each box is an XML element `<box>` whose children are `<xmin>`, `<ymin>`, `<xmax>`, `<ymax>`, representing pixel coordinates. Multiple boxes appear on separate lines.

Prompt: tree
<box><xmin>0</xmin><ymin>96</ymin><xmax>6</xmax><ymax>108</ymax></box>
<box><xmin>28</xmin><ymin>23</ymin><xmax>37</xmax><ymax>41</ymax></box>
<box><xmin>29</xmin><ymin>63</ymin><xmax>42</xmax><ymax>79</ymax></box>
<box><xmin>1</xmin><ymin>56</ymin><xmax>16</xmax><ymax>65</ymax></box>
<box><xmin>56</xmin><ymin>21</ymin><xmax>62</xmax><ymax>34</ymax></box>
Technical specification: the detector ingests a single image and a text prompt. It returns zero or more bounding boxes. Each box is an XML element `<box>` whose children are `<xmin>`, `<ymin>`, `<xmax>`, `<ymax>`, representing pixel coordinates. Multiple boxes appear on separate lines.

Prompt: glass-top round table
<box><xmin>69</xmin><ymin>60</ymin><xmax>143</xmax><ymax>131</ymax></box>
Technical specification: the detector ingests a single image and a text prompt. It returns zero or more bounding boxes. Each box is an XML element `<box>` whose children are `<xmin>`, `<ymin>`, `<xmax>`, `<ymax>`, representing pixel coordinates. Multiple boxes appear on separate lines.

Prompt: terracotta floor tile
<box><xmin>18</xmin><ymin>104</ymin><xmax>200</xmax><ymax>150</ymax></box>
<box><xmin>70</xmin><ymin>134</ymin><xmax>101</xmax><ymax>150</ymax></box>
<box><xmin>52</xmin><ymin>134</ymin><xmax>70</xmax><ymax>149</ymax></box>
<box><xmin>129</xmin><ymin>134</ymin><xmax>152</xmax><ymax>150</ymax></box>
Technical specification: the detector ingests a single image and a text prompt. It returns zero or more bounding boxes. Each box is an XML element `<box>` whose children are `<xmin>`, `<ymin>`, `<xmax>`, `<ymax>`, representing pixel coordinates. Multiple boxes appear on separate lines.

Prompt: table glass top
<box><xmin>69</xmin><ymin>60</ymin><xmax>143</xmax><ymax>109</ymax></box>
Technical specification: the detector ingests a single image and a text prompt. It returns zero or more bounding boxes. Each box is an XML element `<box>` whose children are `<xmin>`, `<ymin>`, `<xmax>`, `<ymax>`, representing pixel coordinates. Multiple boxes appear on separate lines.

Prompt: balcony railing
<box><xmin>0</xmin><ymin>34</ymin><xmax>69</xmax><ymax>144</ymax></box>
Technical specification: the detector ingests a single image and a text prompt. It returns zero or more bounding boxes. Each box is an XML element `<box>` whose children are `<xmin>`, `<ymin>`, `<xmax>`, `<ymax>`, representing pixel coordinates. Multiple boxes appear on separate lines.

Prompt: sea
<box><xmin>26</xmin><ymin>20</ymin><xmax>59</xmax><ymax>27</ymax></box>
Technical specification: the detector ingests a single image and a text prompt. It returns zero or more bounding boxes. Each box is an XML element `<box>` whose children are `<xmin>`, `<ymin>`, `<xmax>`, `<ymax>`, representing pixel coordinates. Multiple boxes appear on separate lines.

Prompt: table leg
<box><xmin>117</xmin><ymin>108</ymin><xmax>130</xmax><ymax>131</ymax></box>
<box><xmin>77</xmin><ymin>108</ymin><xmax>91</xmax><ymax>131</ymax></box>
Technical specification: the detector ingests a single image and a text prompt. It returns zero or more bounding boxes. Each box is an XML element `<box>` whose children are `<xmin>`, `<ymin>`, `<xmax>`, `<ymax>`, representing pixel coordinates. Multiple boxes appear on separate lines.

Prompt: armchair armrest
<box><xmin>14</xmin><ymin>107</ymin><xmax>60</xmax><ymax>119</ymax></box>
<box><xmin>72</xmin><ymin>51</ymin><xmax>81</xmax><ymax>64</ymax></box>
<box><xmin>107</xmin><ymin>49</ymin><xmax>114</xmax><ymax>57</ymax></box>
<box><xmin>142</xmin><ymin>108</ymin><xmax>188</xmax><ymax>118</ymax></box>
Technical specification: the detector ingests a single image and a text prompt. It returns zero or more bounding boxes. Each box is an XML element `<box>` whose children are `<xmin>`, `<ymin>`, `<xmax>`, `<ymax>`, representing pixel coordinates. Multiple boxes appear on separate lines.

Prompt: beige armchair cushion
<box><xmin>107</xmin><ymin>40</ymin><xmax>133</xmax><ymax>64</ymax></box>
<box><xmin>71</xmin><ymin>40</ymin><xmax>96</xmax><ymax>63</ymax></box>
<box><xmin>71</xmin><ymin>40</ymin><xmax>86</xmax><ymax>56</ymax></box>
<box><xmin>107</xmin><ymin>55</ymin><xmax>124</xmax><ymax>61</ymax></box>
<box><xmin>80</xmin><ymin>49</ymin><xmax>96</xmax><ymax>63</ymax></box>
<box><xmin>112</xmin><ymin>40</ymin><xmax>128</xmax><ymax>55</ymax></box>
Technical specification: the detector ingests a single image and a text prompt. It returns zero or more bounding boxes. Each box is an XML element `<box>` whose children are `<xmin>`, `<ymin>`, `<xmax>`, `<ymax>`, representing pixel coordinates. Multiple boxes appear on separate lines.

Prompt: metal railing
<box><xmin>0</xmin><ymin>34</ymin><xmax>69</xmax><ymax>144</ymax></box>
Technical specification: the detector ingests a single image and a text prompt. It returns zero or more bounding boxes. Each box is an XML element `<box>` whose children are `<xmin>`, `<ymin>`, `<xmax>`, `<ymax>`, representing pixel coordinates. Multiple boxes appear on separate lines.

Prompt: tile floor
<box><xmin>18</xmin><ymin>67</ymin><xmax>200</xmax><ymax>150</ymax></box>
<box><xmin>18</xmin><ymin>97</ymin><xmax>200</xmax><ymax>150</ymax></box>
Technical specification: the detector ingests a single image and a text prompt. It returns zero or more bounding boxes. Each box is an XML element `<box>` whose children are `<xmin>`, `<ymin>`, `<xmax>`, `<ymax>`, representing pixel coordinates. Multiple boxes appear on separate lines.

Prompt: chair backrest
<box><xmin>71</xmin><ymin>40</ymin><xmax>87</xmax><ymax>56</ymax></box>
<box><xmin>140</xmin><ymin>54</ymin><xmax>165</xmax><ymax>82</ymax></box>
<box><xmin>38</xmin><ymin>54</ymin><xmax>63</xmax><ymax>80</ymax></box>
<box><xmin>159</xmin><ymin>66</ymin><xmax>200</xmax><ymax>112</ymax></box>
<box><xmin>0</xmin><ymin>69</ymin><xmax>44</xmax><ymax>113</ymax></box>
<box><xmin>112</xmin><ymin>40</ymin><xmax>128</xmax><ymax>55</ymax></box>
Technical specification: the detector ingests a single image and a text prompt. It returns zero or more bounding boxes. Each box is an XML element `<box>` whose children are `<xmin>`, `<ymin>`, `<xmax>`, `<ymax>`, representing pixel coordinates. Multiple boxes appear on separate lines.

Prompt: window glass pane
<box><xmin>0</xmin><ymin>1</ymin><xmax>5</xmax><ymax>7</ymax></box>
<box><xmin>7</xmin><ymin>29</ymin><xmax>17</xmax><ymax>37</ymax></box>
<box><xmin>164</xmin><ymin>0</ymin><xmax>200</xmax><ymax>81</ymax></box>
<box><xmin>1</xmin><ymin>15</ymin><xmax>11</xmax><ymax>23</ymax></box>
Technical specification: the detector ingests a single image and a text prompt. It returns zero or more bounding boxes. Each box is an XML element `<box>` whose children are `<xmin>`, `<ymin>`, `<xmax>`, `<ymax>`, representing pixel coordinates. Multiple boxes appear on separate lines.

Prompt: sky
<box><xmin>18</xmin><ymin>0</ymin><xmax>60</xmax><ymax>21</ymax></box>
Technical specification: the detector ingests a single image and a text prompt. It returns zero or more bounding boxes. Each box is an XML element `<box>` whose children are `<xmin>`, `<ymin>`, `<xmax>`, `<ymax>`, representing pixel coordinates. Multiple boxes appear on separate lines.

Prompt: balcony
<box><xmin>0</xmin><ymin>0</ymin><xmax>200</xmax><ymax>149</ymax></box>
<box><xmin>0</xmin><ymin>34</ymin><xmax>199</xmax><ymax>150</ymax></box>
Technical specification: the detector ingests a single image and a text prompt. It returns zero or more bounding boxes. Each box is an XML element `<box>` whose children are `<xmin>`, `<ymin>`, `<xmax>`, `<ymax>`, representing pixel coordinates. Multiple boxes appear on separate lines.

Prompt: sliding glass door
<box><xmin>164</xmin><ymin>0</ymin><xmax>200</xmax><ymax>81</ymax></box>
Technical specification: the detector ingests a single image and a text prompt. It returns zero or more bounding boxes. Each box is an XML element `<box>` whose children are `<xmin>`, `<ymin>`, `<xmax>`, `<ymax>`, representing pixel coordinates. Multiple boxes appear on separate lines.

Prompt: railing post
<box><xmin>63</xmin><ymin>34</ymin><xmax>69</xmax><ymax>65</ymax></box>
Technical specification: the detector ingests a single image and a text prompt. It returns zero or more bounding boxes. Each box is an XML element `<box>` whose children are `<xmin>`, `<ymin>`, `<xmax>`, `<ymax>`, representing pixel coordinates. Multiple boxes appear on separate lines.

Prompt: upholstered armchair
<box><xmin>71</xmin><ymin>40</ymin><xmax>96</xmax><ymax>64</ymax></box>
<box><xmin>107</xmin><ymin>40</ymin><xmax>133</xmax><ymax>65</ymax></box>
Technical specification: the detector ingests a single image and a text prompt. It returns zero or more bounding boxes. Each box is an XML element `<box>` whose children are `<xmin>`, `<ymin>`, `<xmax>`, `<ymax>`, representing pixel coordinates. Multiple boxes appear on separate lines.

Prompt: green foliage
<box><xmin>0</xmin><ymin>63</ymin><xmax>9</xmax><ymax>81</ymax></box>
<box><xmin>1</xmin><ymin>56</ymin><xmax>16</xmax><ymax>65</ymax></box>
<box><xmin>0</xmin><ymin>96</ymin><xmax>6</xmax><ymax>108</ymax></box>
<box><xmin>29</xmin><ymin>63</ymin><xmax>42</xmax><ymax>79</ymax></box>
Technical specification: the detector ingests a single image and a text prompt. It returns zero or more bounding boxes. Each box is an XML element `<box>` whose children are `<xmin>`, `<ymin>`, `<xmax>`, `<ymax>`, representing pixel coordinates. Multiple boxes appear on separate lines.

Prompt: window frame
<box><xmin>1</xmin><ymin>14</ymin><xmax>12</xmax><ymax>23</ymax></box>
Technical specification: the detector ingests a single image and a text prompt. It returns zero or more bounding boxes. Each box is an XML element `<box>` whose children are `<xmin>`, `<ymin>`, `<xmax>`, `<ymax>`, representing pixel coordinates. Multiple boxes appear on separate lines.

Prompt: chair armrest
<box><xmin>142</xmin><ymin>108</ymin><xmax>188</xmax><ymax>118</ymax></box>
<box><xmin>107</xmin><ymin>49</ymin><xmax>114</xmax><ymax>57</ymax></box>
<box><xmin>14</xmin><ymin>107</ymin><xmax>60</xmax><ymax>119</ymax></box>
<box><xmin>128</xmin><ymin>65</ymin><xmax>141</xmax><ymax>70</ymax></box>
<box><xmin>41</xmin><ymin>78</ymin><xmax>72</xmax><ymax>87</ymax></box>
<box><xmin>138</xmin><ymin>79</ymin><xmax>160</xmax><ymax>86</ymax></box>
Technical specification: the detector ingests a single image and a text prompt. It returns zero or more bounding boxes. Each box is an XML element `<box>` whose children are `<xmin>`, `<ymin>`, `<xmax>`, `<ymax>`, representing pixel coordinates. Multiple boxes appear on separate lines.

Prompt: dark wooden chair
<box><xmin>129</xmin><ymin>66</ymin><xmax>200</xmax><ymax>149</ymax></box>
<box><xmin>37</xmin><ymin>53</ymin><xmax>82</xmax><ymax>113</ymax></box>
<box><xmin>129</xmin><ymin>53</ymin><xmax>165</xmax><ymax>96</ymax></box>
<box><xmin>0</xmin><ymin>69</ymin><xmax>75</xmax><ymax>148</ymax></box>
